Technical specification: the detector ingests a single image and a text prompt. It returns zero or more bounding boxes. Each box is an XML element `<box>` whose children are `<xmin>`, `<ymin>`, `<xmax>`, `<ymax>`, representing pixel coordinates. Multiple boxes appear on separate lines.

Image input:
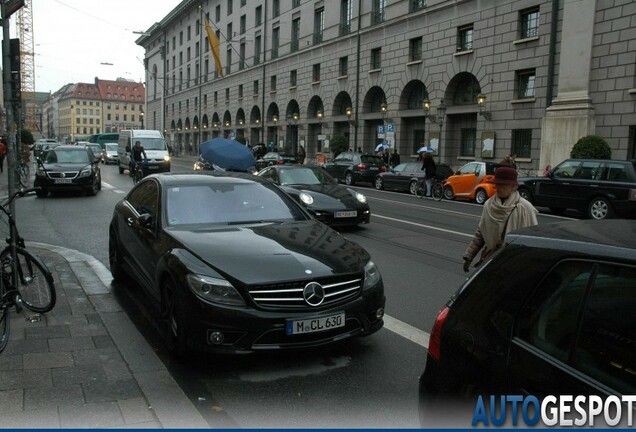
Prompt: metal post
<box><xmin>2</xmin><ymin>7</ymin><xmax>17</xmax><ymax>213</ymax></box>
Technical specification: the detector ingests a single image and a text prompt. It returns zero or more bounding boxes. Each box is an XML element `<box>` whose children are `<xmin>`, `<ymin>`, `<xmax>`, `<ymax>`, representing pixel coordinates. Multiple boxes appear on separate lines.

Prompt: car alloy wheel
<box><xmin>163</xmin><ymin>279</ymin><xmax>188</xmax><ymax>357</ymax></box>
<box><xmin>108</xmin><ymin>230</ymin><xmax>125</xmax><ymax>281</ymax></box>
<box><xmin>588</xmin><ymin>197</ymin><xmax>613</xmax><ymax>220</ymax></box>
<box><xmin>518</xmin><ymin>188</ymin><xmax>533</xmax><ymax>203</ymax></box>
<box><xmin>409</xmin><ymin>180</ymin><xmax>419</xmax><ymax>195</ymax></box>
<box><xmin>475</xmin><ymin>189</ymin><xmax>488</xmax><ymax>205</ymax></box>
<box><xmin>375</xmin><ymin>177</ymin><xmax>384</xmax><ymax>190</ymax></box>
<box><xmin>443</xmin><ymin>185</ymin><xmax>455</xmax><ymax>200</ymax></box>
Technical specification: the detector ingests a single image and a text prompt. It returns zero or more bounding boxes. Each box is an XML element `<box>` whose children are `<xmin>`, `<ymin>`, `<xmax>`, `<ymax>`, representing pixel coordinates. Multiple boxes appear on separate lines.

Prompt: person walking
<box><xmin>0</xmin><ymin>140</ymin><xmax>6</xmax><ymax>173</ymax></box>
<box><xmin>297</xmin><ymin>145</ymin><xmax>306</xmax><ymax>164</ymax></box>
<box><xmin>462</xmin><ymin>166</ymin><xmax>538</xmax><ymax>272</ymax></box>
<box><xmin>421</xmin><ymin>152</ymin><xmax>436</xmax><ymax>197</ymax></box>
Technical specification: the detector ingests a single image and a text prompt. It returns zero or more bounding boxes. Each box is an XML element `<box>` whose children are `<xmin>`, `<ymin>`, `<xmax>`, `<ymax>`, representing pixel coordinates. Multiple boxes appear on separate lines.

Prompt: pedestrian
<box><xmin>0</xmin><ymin>140</ymin><xmax>6</xmax><ymax>173</ymax></box>
<box><xmin>297</xmin><ymin>145</ymin><xmax>306</xmax><ymax>164</ymax></box>
<box><xmin>462</xmin><ymin>166</ymin><xmax>538</xmax><ymax>272</ymax></box>
<box><xmin>543</xmin><ymin>165</ymin><xmax>552</xmax><ymax>176</ymax></box>
<box><xmin>421</xmin><ymin>152</ymin><xmax>436</xmax><ymax>196</ymax></box>
<box><xmin>389</xmin><ymin>148</ymin><xmax>401</xmax><ymax>168</ymax></box>
<box><xmin>381</xmin><ymin>149</ymin><xmax>389</xmax><ymax>165</ymax></box>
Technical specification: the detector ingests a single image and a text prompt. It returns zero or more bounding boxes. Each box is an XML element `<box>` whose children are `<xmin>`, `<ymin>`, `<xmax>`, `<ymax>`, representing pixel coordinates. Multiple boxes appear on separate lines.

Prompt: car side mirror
<box><xmin>138</xmin><ymin>213</ymin><xmax>153</xmax><ymax>228</ymax></box>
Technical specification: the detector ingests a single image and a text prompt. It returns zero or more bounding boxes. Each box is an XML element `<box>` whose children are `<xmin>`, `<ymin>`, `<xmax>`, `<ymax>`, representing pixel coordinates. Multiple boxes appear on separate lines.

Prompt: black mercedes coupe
<box><xmin>108</xmin><ymin>173</ymin><xmax>385</xmax><ymax>355</ymax></box>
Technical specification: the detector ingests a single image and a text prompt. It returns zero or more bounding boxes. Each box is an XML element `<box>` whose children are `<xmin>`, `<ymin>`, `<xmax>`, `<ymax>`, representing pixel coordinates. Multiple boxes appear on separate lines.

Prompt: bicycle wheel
<box><xmin>0</xmin><ymin>292</ymin><xmax>9</xmax><ymax>353</ymax></box>
<box><xmin>19</xmin><ymin>165</ymin><xmax>29</xmax><ymax>188</ymax></box>
<box><xmin>132</xmin><ymin>168</ymin><xmax>143</xmax><ymax>185</ymax></box>
<box><xmin>432</xmin><ymin>182</ymin><xmax>444</xmax><ymax>201</ymax></box>
<box><xmin>415</xmin><ymin>181</ymin><xmax>425</xmax><ymax>199</ymax></box>
<box><xmin>1</xmin><ymin>248</ymin><xmax>56</xmax><ymax>313</ymax></box>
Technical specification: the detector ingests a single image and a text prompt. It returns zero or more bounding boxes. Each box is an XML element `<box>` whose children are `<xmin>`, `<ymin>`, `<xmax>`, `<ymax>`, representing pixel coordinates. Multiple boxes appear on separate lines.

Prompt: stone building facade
<box><xmin>137</xmin><ymin>0</ymin><xmax>636</xmax><ymax>170</ymax></box>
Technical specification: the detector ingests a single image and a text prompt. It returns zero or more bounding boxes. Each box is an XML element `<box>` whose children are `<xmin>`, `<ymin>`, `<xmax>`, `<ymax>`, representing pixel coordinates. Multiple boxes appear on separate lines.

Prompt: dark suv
<box><xmin>517</xmin><ymin>159</ymin><xmax>636</xmax><ymax>219</ymax></box>
<box><xmin>419</xmin><ymin>219</ymin><xmax>636</xmax><ymax>427</ymax></box>
<box><xmin>322</xmin><ymin>152</ymin><xmax>387</xmax><ymax>185</ymax></box>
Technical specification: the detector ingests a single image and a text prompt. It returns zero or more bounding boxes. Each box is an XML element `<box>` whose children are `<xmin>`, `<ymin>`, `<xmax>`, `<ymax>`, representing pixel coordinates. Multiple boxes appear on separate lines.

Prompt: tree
<box><xmin>330</xmin><ymin>134</ymin><xmax>349</xmax><ymax>158</ymax></box>
<box><xmin>570</xmin><ymin>135</ymin><xmax>611</xmax><ymax>159</ymax></box>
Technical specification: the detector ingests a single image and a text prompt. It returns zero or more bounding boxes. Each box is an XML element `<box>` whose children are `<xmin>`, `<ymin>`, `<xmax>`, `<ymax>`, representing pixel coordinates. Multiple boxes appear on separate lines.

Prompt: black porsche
<box><xmin>108</xmin><ymin>173</ymin><xmax>385</xmax><ymax>355</ymax></box>
<box><xmin>257</xmin><ymin>165</ymin><xmax>371</xmax><ymax>226</ymax></box>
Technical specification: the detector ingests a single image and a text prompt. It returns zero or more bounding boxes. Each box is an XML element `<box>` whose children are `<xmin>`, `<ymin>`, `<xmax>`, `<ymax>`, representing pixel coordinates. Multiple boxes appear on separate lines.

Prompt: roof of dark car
<box><xmin>507</xmin><ymin>219</ymin><xmax>636</xmax><ymax>258</ymax></box>
<box><xmin>150</xmin><ymin>172</ymin><xmax>263</xmax><ymax>187</ymax></box>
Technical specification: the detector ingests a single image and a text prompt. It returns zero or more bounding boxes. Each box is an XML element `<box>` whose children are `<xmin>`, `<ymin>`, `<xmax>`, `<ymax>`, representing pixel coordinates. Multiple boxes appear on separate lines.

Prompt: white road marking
<box><xmin>373</xmin><ymin>214</ymin><xmax>473</xmax><ymax>238</ymax></box>
<box><xmin>101</xmin><ymin>182</ymin><xmax>126</xmax><ymax>194</ymax></box>
<box><xmin>383</xmin><ymin>314</ymin><xmax>429</xmax><ymax>348</ymax></box>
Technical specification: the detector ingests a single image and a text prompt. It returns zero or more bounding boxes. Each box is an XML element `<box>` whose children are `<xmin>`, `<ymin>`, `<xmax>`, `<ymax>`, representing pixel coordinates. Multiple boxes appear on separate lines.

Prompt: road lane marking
<box><xmin>384</xmin><ymin>314</ymin><xmax>429</xmax><ymax>348</ymax></box>
<box><xmin>373</xmin><ymin>214</ymin><xmax>473</xmax><ymax>238</ymax></box>
<box><xmin>368</xmin><ymin>195</ymin><xmax>481</xmax><ymax>218</ymax></box>
<box><xmin>101</xmin><ymin>182</ymin><xmax>126</xmax><ymax>194</ymax></box>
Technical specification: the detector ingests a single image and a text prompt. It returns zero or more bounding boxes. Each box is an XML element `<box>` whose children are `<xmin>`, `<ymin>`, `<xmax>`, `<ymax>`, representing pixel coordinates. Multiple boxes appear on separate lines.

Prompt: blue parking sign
<box><xmin>386</xmin><ymin>123</ymin><xmax>395</xmax><ymax>133</ymax></box>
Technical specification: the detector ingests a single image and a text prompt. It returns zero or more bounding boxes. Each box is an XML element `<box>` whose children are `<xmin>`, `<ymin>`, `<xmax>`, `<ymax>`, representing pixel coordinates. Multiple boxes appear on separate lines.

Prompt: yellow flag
<box><xmin>204</xmin><ymin>15</ymin><xmax>224</xmax><ymax>78</ymax></box>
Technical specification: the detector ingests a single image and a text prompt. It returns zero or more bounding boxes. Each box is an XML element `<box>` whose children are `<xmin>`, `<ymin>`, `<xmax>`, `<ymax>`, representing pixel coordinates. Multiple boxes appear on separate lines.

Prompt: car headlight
<box><xmin>363</xmin><ymin>260</ymin><xmax>381</xmax><ymax>290</ymax></box>
<box><xmin>187</xmin><ymin>274</ymin><xmax>246</xmax><ymax>306</ymax></box>
<box><xmin>164</xmin><ymin>155</ymin><xmax>171</xmax><ymax>162</ymax></box>
<box><xmin>78</xmin><ymin>166</ymin><xmax>91</xmax><ymax>177</ymax></box>
<box><xmin>355</xmin><ymin>192</ymin><xmax>367</xmax><ymax>203</ymax></box>
<box><xmin>299</xmin><ymin>192</ymin><xmax>314</xmax><ymax>205</ymax></box>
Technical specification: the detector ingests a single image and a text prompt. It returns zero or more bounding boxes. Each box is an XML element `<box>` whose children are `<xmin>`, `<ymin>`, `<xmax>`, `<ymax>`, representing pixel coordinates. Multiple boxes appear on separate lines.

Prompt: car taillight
<box><xmin>356</xmin><ymin>163</ymin><xmax>368</xmax><ymax>170</ymax></box>
<box><xmin>381</xmin><ymin>165</ymin><xmax>387</xmax><ymax>172</ymax></box>
<box><xmin>629</xmin><ymin>189</ymin><xmax>636</xmax><ymax>201</ymax></box>
<box><xmin>428</xmin><ymin>306</ymin><xmax>449</xmax><ymax>362</ymax></box>
<box><xmin>275</xmin><ymin>160</ymin><xmax>284</xmax><ymax>165</ymax></box>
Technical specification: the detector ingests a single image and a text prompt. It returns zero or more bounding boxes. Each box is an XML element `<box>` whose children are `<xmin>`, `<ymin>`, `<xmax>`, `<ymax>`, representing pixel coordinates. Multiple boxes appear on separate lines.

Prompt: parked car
<box><xmin>322</xmin><ymin>152</ymin><xmax>388</xmax><ymax>185</ymax></box>
<box><xmin>517</xmin><ymin>159</ymin><xmax>636</xmax><ymax>219</ymax></box>
<box><xmin>419</xmin><ymin>219</ymin><xmax>636</xmax><ymax>427</ymax></box>
<box><xmin>257</xmin><ymin>165</ymin><xmax>370</xmax><ymax>226</ymax></box>
<box><xmin>102</xmin><ymin>143</ymin><xmax>119</xmax><ymax>164</ymax></box>
<box><xmin>108</xmin><ymin>173</ymin><xmax>385</xmax><ymax>355</ymax></box>
<box><xmin>34</xmin><ymin>145</ymin><xmax>101</xmax><ymax>197</ymax></box>
<box><xmin>442</xmin><ymin>161</ymin><xmax>499</xmax><ymax>204</ymax></box>
<box><xmin>85</xmin><ymin>143</ymin><xmax>103</xmax><ymax>162</ymax></box>
<box><xmin>374</xmin><ymin>162</ymin><xmax>454</xmax><ymax>195</ymax></box>
<box><xmin>255</xmin><ymin>152</ymin><xmax>297</xmax><ymax>171</ymax></box>
<box><xmin>33</xmin><ymin>139</ymin><xmax>59</xmax><ymax>158</ymax></box>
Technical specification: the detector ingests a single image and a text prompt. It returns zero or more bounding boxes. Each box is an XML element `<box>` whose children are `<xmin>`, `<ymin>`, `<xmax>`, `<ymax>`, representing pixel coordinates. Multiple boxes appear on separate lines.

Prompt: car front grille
<box><xmin>248</xmin><ymin>275</ymin><xmax>363</xmax><ymax>309</ymax></box>
<box><xmin>48</xmin><ymin>171</ymin><xmax>79</xmax><ymax>179</ymax></box>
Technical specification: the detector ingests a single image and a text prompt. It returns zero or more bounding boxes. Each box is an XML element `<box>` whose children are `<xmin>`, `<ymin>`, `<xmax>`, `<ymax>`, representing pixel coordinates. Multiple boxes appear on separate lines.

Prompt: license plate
<box><xmin>54</xmin><ymin>179</ymin><xmax>73</xmax><ymax>184</ymax></box>
<box><xmin>286</xmin><ymin>312</ymin><xmax>345</xmax><ymax>335</ymax></box>
<box><xmin>147</xmin><ymin>165</ymin><xmax>159</xmax><ymax>170</ymax></box>
<box><xmin>334</xmin><ymin>210</ymin><xmax>357</xmax><ymax>218</ymax></box>
<box><xmin>370</xmin><ymin>167</ymin><xmax>379</xmax><ymax>170</ymax></box>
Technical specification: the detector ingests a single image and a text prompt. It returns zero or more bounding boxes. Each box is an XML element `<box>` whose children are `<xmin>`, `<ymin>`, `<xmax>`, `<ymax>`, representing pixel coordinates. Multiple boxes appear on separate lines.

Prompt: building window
<box><xmin>238</xmin><ymin>84</ymin><xmax>243</xmax><ymax>99</ymax></box>
<box><xmin>215</xmin><ymin>5</ymin><xmax>221</xmax><ymax>22</ymax></box>
<box><xmin>204</xmin><ymin>59</ymin><xmax>209</xmax><ymax>82</ymax></box>
<box><xmin>241</xmin><ymin>0</ymin><xmax>246</xmax><ymax>6</ymax></box>
<box><xmin>313</xmin><ymin>63</ymin><xmax>320</xmax><ymax>82</ymax></box>
<box><xmin>254</xmin><ymin>35</ymin><xmax>261</xmax><ymax>65</ymax></box>
<box><xmin>227</xmin><ymin>23</ymin><xmax>233</xmax><ymax>41</ymax></box>
<box><xmin>187</xmin><ymin>47</ymin><xmax>191</xmax><ymax>61</ymax></box>
<box><xmin>226</xmin><ymin>48</ymin><xmax>232</xmax><ymax>74</ymax></box>
<box><xmin>186</xmin><ymin>67</ymin><xmax>191</xmax><ymax>89</ymax></box>
<box><xmin>521</xmin><ymin>7</ymin><xmax>540</xmax><ymax>38</ymax></box>
<box><xmin>187</xmin><ymin>26</ymin><xmax>191</xmax><ymax>41</ymax></box>
<box><xmin>255</xmin><ymin>6</ymin><xmax>262</xmax><ymax>26</ymax></box>
<box><xmin>372</xmin><ymin>0</ymin><xmax>386</xmax><ymax>25</ymax></box>
<box><xmin>225</xmin><ymin>88</ymin><xmax>230</xmax><ymax>102</ymax></box>
<box><xmin>517</xmin><ymin>69</ymin><xmax>536</xmax><ymax>99</ymax></box>
<box><xmin>411</xmin><ymin>0</ymin><xmax>426</xmax><ymax>12</ymax></box>
<box><xmin>214</xmin><ymin>91</ymin><xmax>218</xmax><ymax>104</ymax></box>
<box><xmin>172</xmin><ymin>36</ymin><xmax>176</xmax><ymax>50</ymax></box>
<box><xmin>271</xmin><ymin>75</ymin><xmax>277</xmax><ymax>92</ymax></box>
<box><xmin>371</xmin><ymin>48</ymin><xmax>381</xmax><ymax>69</ymax></box>
<box><xmin>339</xmin><ymin>56</ymin><xmax>348</xmax><ymax>76</ymax></box>
<box><xmin>203</xmin><ymin>94</ymin><xmax>207</xmax><ymax>107</ymax></box>
<box><xmin>409</xmin><ymin>37</ymin><xmax>422</xmax><ymax>61</ymax></box>
<box><xmin>291</xmin><ymin>18</ymin><xmax>300</xmax><ymax>52</ymax></box>
<box><xmin>196</xmin><ymin>20</ymin><xmax>200</xmax><ymax>36</ymax></box>
<box><xmin>179</xmin><ymin>52</ymin><xmax>183</xmax><ymax>66</ymax></box>
<box><xmin>227</xmin><ymin>0</ymin><xmax>233</xmax><ymax>15</ymax></box>
<box><xmin>314</xmin><ymin>8</ymin><xmax>324</xmax><ymax>45</ymax></box>
<box><xmin>290</xmin><ymin>69</ymin><xmax>297</xmax><ymax>87</ymax></box>
<box><xmin>292</xmin><ymin>0</ymin><xmax>300</xmax><ymax>7</ymax></box>
<box><xmin>272</xmin><ymin>27</ymin><xmax>279</xmax><ymax>59</ymax></box>
<box><xmin>512</xmin><ymin>129</ymin><xmax>532</xmax><ymax>158</ymax></box>
<box><xmin>196</xmin><ymin>42</ymin><xmax>199</xmax><ymax>57</ymax></box>
<box><xmin>179</xmin><ymin>71</ymin><xmax>183</xmax><ymax>91</ymax></box>
<box><xmin>458</xmin><ymin>24</ymin><xmax>473</xmax><ymax>51</ymax></box>
<box><xmin>179</xmin><ymin>31</ymin><xmax>183</xmax><ymax>45</ymax></box>
<box><xmin>240</xmin><ymin>15</ymin><xmax>246</xmax><ymax>34</ymax></box>
<box><xmin>239</xmin><ymin>42</ymin><xmax>245</xmax><ymax>70</ymax></box>
<box><xmin>254</xmin><ymin>80</ymin><xmax>259</xmax><ymax>95</ymax></box>
<box><xmin>460</xmin><ymin>128</ymin><xmax>477</xmax><ymax>157</ymax></box>
<box><xmin>340</xmin><ymin>0</ymin><xmax>352</xmax><ymax>35</ymax></box>
<box><xmin>273</xmin><ymin>0</ymin><xmax>280</xmax><ymax>18</ymax></box>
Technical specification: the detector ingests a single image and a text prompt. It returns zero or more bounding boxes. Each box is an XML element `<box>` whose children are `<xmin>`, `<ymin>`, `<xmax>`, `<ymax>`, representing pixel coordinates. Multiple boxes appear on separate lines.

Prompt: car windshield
<box><xmin>46</xmin><ymin>149</ymin><xmax>90</xmax><ymax>164</ymax></box>
<box><xmin>165</xmin><ymin>182</ymin><xmax>304</xmax><ymax>226</ymax></box>
<box><xmin>279</xmin><ymin>167</ymin><xmax>335</xmax><ymax>185</ymax></box>
<box><xmin>135</xmin><ymin>137</ymin><xmax>167</xmax><ymax>150</ymax></box>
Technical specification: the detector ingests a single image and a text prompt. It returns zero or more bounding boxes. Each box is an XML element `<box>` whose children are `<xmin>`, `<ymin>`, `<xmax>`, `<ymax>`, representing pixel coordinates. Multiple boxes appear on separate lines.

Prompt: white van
<box><xmin>117</xmin><ymin>130</ymin><xmax>171</xmax><ymax>174</ymax></box>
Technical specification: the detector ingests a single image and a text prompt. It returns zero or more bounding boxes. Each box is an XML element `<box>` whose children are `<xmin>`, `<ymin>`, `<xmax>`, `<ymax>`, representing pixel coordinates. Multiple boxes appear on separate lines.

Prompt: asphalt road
<box><xmin>10</xmin><ymin>160</ymin><xmax>574</xmax><ymax>427</ymax></box>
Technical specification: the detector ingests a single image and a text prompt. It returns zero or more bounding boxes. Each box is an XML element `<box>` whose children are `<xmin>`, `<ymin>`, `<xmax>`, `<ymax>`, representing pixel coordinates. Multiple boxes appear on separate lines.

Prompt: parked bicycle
<box><xmin>0</xmin><ymin>188</ymin><xmax>56</xmax><ymax>354</ymax></box>
<box><xmin>415</xmin><ymin>176</ymin><xmax>445</xmax><ymax>201</ymax></box>
<box><xmin>16</xmin><ymin>158</ymin><xmax>30</xmax><ymax>189</ymax></box>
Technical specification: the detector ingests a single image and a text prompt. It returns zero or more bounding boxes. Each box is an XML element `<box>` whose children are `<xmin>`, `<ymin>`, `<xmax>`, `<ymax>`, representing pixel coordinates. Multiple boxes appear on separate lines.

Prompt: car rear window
<box><xmin>280</xmin><ymin>154</ymin><xmax>297</xmax><ymax>163</ymax></box>
<box><xmin>360</xmin><ymin>155</ymin><xmax>384</xmax><ymax>164</ymax></box>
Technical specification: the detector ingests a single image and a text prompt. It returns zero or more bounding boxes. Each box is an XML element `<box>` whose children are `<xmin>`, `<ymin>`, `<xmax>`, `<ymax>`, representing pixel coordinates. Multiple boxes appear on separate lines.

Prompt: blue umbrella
<box><xmin>375</xmin><ymin>143</ymin><xmax>390</xmax><ymax>152</ymax></box>
<box><xmin>199</xmin><ymin>138</ymin><xmax>256</xmax><ymax>172</ymax></box>
<box><xmin>417</xmin><ymin>145</ymin><xmax>436</xmax><ymax>153</ymax></box>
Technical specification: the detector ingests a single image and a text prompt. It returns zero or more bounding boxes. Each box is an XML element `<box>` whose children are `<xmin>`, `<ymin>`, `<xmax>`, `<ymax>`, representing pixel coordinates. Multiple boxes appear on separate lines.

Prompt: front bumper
<box><xmin>141</xmin><ymin>160</ymin><xmax>171</xmax><ymax>175</ymax></box>
<box><xmin>180</xmin><ymin>279</ymin><xmax>385</xmax><ymax>354</ymax></box>
<box><xmin>312</xmin><ymin>208</ymin><xmax>371</xmax><ymax>226</ymax></box>
<box><xmin>35</xmin><ymin>174</ymin><xmax>95</xmax><ymax>191</ymax></box>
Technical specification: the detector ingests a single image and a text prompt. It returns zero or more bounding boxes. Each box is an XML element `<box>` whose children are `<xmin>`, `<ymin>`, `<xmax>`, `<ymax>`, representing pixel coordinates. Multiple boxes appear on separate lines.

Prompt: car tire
<box><xmin>475</xmin><ymin>189</ymin><xmax>488</xmax><ymax>205</ymax></box>
<box><xmin>443</xmin><ymin>185</ymin><xmax>455</xmax><ymax>200</ymax></box>
<box><xmin>163</xmin><ymin>278</ymin><xmax>189</xmax><ymax>357</ymax></box>
<box><xmin>35</xmin><ymin>187</ymin><xmax>48</xmax><ymax>198</ymax></box>
<box><xmin>345</xmin><ymin>172</ymin><xmax>354</xmax><ymax>186</ymax></box>
<box><xmin>587</xmin><ymin>197</ymin><xmax>613</xmax><ymax>220</ymax></box>
<box><xmin>409</xmin><ymin>180</ymin><xmax>419</xmax><ymax>195</ymax></box>
<box><xmin>108</xmin><ymin>229</ymin><xmax>125</xmax><ymax>281</ymax></box>
<box><xmin>375</xmin><ymin>177</ymin><xmax>384</xmax><ymax>190</ymax></box>
<box><xmin>87</xmin><ymin>178</ymin><xmax>99</xmax><ymax>196</ymax></box>
<box><xmin>518</xmin><ymin>187</ymin><xmax>533</xmax><ymax>203</ymax></box>
<box><xmin>118</xmin><ymin>166</ymin><xmax>124</xmax><ymax>174</ymax></box>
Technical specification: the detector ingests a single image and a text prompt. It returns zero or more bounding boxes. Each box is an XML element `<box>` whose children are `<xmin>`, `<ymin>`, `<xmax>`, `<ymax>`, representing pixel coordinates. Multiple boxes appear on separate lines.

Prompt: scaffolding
<box><xmin>17</xmin><ymin>0</ymin><xmax>36</xmax><ymax>132</ymax></box>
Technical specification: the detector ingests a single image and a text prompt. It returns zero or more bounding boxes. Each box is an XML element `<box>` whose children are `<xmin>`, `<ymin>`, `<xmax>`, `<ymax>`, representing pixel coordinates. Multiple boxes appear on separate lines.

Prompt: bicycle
<box><xmin>130</xmin><ymin>161</ymin><xmax>145</xmax><ymax>185</ymax></box>
<box><xmin>0</xmin><ymin>188</ymin><xmax>56</xmax><ymax>353</ymax></box>
<box><xmin>415</xmin><ymin>176</ymin><xmax>445</xmax><ymax>201</ymax></box>
<box><xmin>16</xmin><ymin>158</ymin><xmax>30</xmax><ymax>189</ymax></box>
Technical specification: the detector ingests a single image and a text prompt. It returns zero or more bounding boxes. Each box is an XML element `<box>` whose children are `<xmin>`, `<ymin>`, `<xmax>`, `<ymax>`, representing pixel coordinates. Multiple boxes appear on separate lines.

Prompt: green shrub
<box><xmin>570</xmin><ymin>135</ymin><xmax>611</xmax><ymax>159</ymax></box>
<box><xmin>330</xmin><ymin>134</ymin><xmax>349</xmax><ymax>157</ymax></box>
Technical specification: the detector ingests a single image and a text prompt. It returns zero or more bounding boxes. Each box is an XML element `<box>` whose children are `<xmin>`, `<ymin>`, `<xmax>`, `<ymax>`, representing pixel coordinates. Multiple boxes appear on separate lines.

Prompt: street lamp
<box><xmin>380</xmin><ymin>102</ymin><xmax>388</xmax><ymax>150</ymax></box>
<box><xmin>476</xmin><ymin>93</ymin><xmax>491</xmax><ymax>120</ymax></box>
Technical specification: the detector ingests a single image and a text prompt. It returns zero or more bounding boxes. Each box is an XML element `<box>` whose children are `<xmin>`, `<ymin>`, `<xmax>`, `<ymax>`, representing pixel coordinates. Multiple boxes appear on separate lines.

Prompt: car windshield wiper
<box><xmin>226</xmin><ymin>220</ymin><xmax>283</xmax><ymax>225</ymax></box>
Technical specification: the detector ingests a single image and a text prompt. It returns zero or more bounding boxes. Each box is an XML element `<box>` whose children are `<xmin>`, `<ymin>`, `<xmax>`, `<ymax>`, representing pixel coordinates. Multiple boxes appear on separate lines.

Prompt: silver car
<box><xmin>102</xmin><ymin>143</ymin><xmax>119</xmax><ymax>164</ymax></box>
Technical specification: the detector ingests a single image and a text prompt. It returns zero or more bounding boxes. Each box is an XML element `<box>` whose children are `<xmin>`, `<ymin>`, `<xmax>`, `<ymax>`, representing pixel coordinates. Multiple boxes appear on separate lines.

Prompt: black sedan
<box><xmin>257</xmin><ymin>165</ymin><xmax>371</xmax><ymax>226</ymax></box>
<box><xmin>255</xmin><ymin>152</ymin><xmax>297</xmax><ymax>171</ymax></box>
<box><xmin>34</xmin><ymin>145</ymin><xmax>101</xmax><ymax>197</ymax></box>
<box><xmin>374</xmin><ymin>162</ymin><xmax>454</xmax><ymax>194</ymax></box>
<box><xmin>108</xmin><ymin>173</ymin><xmax>385</xmax><ymax>355</ymax></box>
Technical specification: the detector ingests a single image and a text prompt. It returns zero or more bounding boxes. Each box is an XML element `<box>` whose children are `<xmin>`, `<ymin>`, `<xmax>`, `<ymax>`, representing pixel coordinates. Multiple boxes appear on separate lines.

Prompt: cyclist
<box><xmin>129</xmin><ymin>140</ymin><xmax>148</xmax><ymax>177</ymax></box>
